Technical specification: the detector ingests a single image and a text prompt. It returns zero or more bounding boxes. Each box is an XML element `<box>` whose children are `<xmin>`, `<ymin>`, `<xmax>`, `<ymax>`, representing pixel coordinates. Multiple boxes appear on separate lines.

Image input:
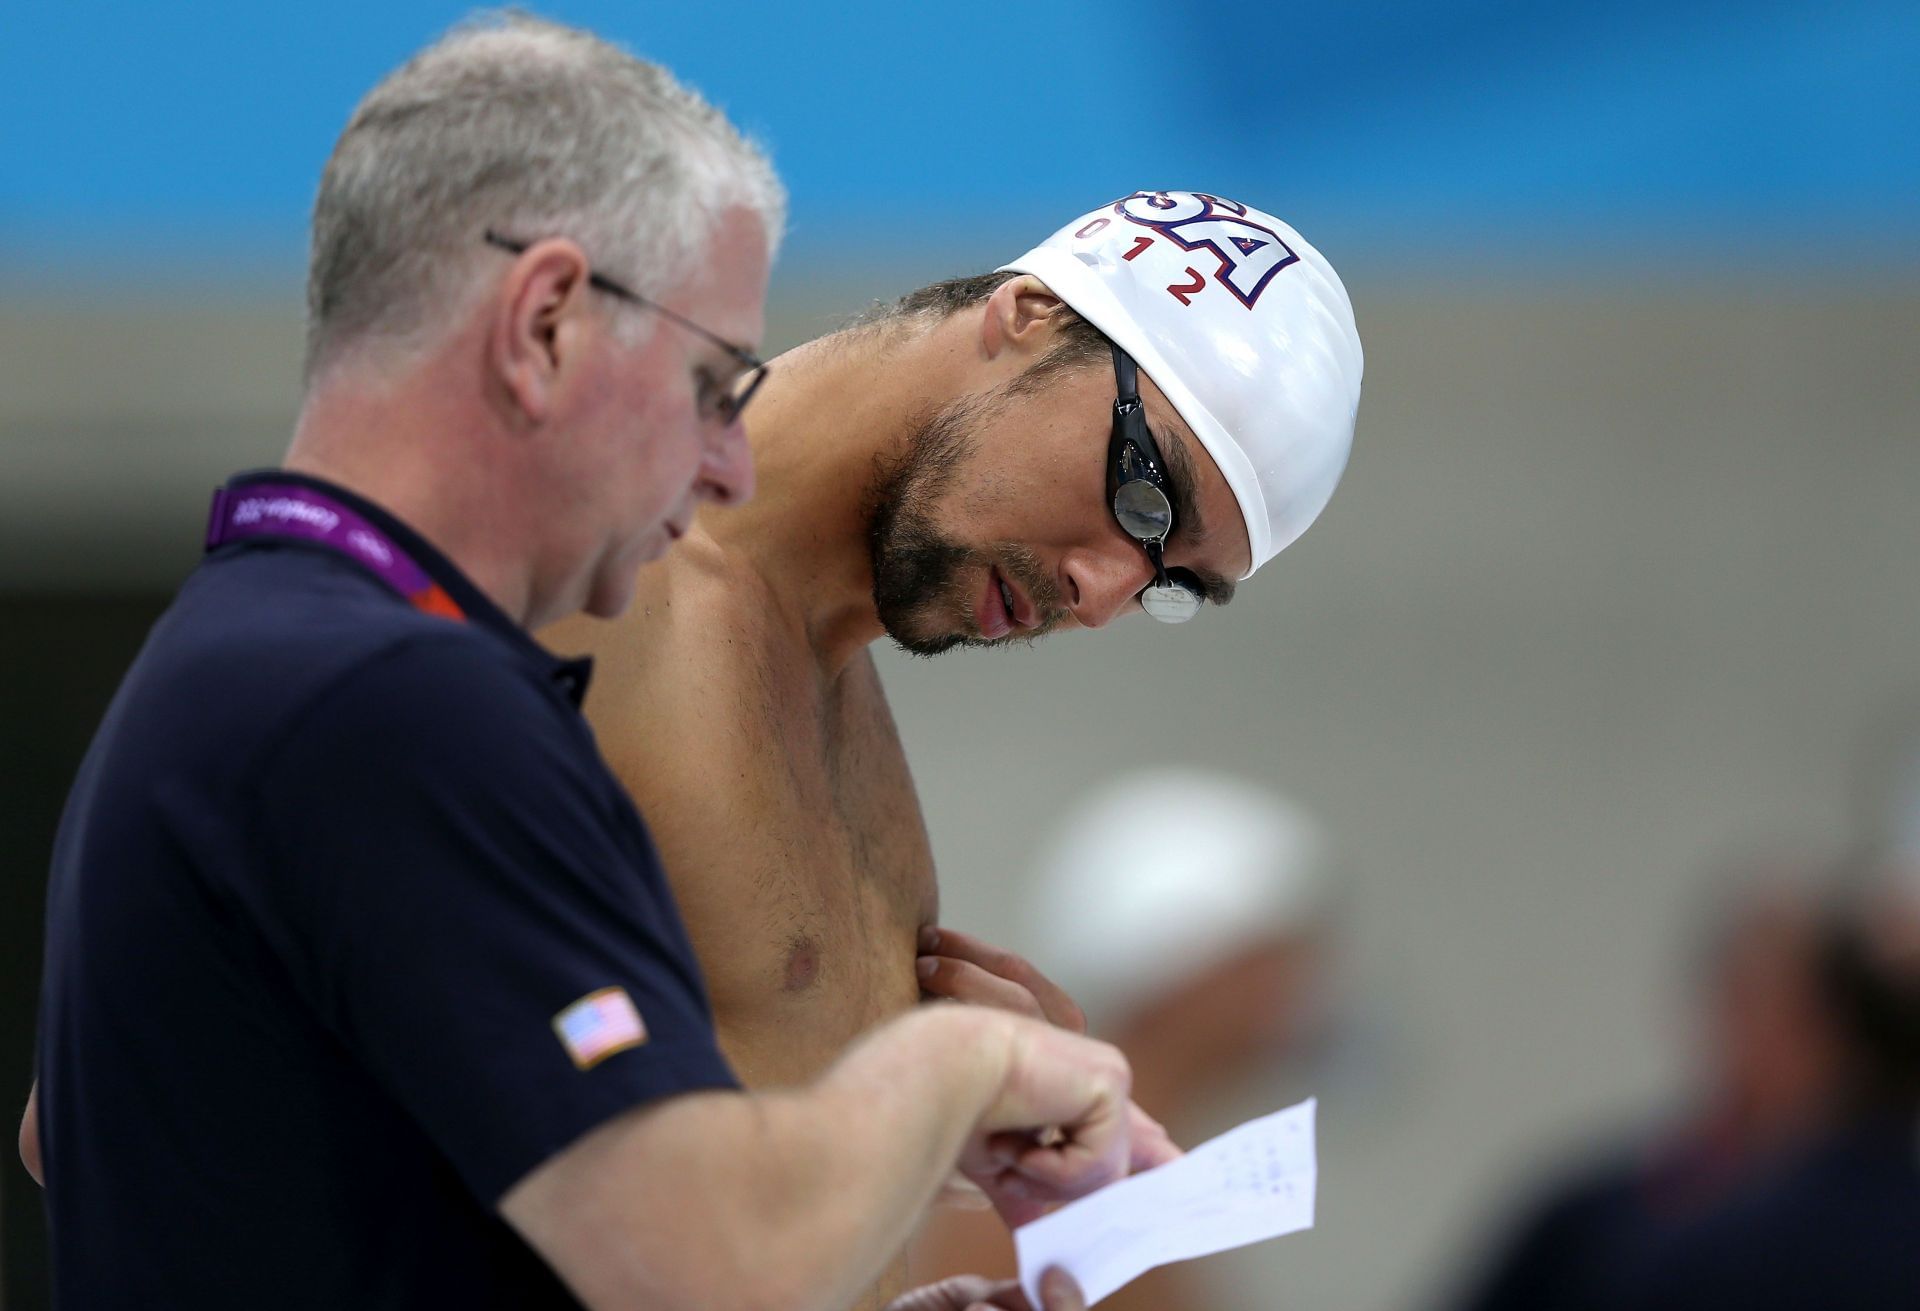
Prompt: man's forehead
<box><xmin>676</xmin><ymin>207</ymin><xmax>770</xmax><ymax>348</ymax></box>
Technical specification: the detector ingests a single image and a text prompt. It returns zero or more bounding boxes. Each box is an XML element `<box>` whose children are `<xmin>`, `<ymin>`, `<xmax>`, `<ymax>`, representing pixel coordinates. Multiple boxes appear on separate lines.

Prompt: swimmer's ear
<box><xmin>489</xmin><ymin>236</ymin><xmax>595</xmax><ymax>428</ymax></box>
<box><xmin>979</xmin><ymin>274</ymin><xmax>1067</xmax><ymax>361</ymax></box>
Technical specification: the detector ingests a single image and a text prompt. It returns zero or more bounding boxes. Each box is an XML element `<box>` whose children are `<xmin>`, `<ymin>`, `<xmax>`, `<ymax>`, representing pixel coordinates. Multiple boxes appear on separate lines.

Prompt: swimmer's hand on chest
<box><xmin>915</xmin><ymin>923</ymin><xmax>1182</xmax><ymax>1227</ymax></box>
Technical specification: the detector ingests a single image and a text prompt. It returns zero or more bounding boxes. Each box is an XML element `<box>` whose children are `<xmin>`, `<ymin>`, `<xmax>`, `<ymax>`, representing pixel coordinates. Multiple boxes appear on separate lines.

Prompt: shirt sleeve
<box><xmin>243</xmin><ymin>632</ymin><xmax>739</xmax><ymax>1204</ymax></box>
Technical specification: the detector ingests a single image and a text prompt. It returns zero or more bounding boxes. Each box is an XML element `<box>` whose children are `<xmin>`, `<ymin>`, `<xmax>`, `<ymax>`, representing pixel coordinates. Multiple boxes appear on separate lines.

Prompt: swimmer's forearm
<box><xmin>502</xmin><ymin>1005</ymin><xmax>1018</xmax><ymax>1311</ymax></box>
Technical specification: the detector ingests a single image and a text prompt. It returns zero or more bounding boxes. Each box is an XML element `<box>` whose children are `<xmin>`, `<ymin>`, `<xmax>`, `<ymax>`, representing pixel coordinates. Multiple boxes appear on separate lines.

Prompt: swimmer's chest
<box><xmin>614</xmin><ymin>623</ymin><xmax>936</xmax><ymax>1086</ymax></box>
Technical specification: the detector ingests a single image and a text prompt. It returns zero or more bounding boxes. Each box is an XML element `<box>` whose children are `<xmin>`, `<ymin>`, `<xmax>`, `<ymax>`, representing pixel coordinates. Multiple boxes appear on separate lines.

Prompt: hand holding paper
<box><xmin>1014</xmin><ymin>1097</ymin><xmax>1318</xmax><ymax>1308</ymax></box>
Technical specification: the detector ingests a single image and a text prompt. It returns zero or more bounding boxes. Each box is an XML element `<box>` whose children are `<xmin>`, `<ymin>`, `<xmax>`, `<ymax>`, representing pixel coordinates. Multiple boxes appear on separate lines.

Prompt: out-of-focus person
<box><xmin>1610</xmin><ymin>722</ymin><xmax>1920</xmax><ymax>1311</ymax></box>
<box><xmin>1618</xmin><ymin>873</ymin><xmax>1920</xmax><ymax>1310</ymax></box>
<box><xmin>914</xmin><ymin>768</ymin><xmax>1337</xmax><ymax>1308</ymax></box>
<box><xmin>1446</xmin><ymin>853</ymin><xmax>1920</xmax><ymax>1311</ymax></box>
<box><xmin>1611</xmin><ymin>722</ymin><xmax>1920</xmax><ymax>1310</ymax></box>
<box><xmin>1443</xmin><ymin>859</ymin><xmax>1848</xmax><ymax>1311</ymax></box>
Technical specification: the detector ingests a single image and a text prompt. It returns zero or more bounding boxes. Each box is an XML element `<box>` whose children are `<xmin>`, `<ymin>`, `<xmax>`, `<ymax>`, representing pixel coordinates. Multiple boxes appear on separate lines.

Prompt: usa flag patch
<box><xmin>553</xmin><ymin>987</ymin><xmax>648</xmax><ymax>1070</ymax></box>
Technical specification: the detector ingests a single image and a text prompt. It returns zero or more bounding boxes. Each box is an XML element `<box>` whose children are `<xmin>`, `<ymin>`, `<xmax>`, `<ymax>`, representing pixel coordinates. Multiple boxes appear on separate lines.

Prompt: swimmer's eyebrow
<box><xmin>1151</xmin><ymin>420</ymin><xmax>1207</xmax><ymax>546</ymax></box>
<box><xmin>1151</xmin><ymin>422</ymin><xmax>1237</xmax><ymax>608</ymax></box>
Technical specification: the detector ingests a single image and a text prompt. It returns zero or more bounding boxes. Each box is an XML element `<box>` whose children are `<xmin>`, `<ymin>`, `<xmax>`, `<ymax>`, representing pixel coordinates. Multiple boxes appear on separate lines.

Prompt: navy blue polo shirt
<box><xmin>1621</xmin><ymin>1118</ymin><xmax>1920</xmax><ymax>1311</ymax></box>
<box><xmin>35</xmin><ymin>470</ymin><xmax>738</xmax><ymax>1308</ymax></box>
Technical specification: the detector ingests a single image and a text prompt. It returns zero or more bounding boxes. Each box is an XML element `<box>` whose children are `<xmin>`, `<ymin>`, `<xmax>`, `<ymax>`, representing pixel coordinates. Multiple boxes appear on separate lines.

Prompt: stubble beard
<box><xmin>864</xmin><ymin>392</ymin><xmax>1061</xmax><ymax>659</ymax></box>
<box><xmin>866</xmin><ymin>396</ymin><xmax>983</xmax><ymax>657</ymax></box>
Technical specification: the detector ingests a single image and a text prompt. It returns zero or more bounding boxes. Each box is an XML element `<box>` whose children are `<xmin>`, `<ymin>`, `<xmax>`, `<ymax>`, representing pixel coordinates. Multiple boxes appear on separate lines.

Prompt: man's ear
<box><xmin>489</xmin><ymin>238</ymin><xmax>594</xmax><ymax>427</ymax></box>
<box><xmin>979</xmin><ymin>274</ymin><xmax>1066</xmax><ymax>361</ymax></box>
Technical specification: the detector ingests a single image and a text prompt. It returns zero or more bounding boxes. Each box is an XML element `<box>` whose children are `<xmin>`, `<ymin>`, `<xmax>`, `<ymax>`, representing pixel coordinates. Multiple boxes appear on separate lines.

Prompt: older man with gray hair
<box><xmin>22</xmin><ymin>15</ymin><xmax>1134</xmax><ymax>1311</ymax></box>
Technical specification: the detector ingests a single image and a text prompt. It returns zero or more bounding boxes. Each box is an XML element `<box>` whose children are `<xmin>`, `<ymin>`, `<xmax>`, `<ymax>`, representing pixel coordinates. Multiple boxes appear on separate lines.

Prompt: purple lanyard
<box><xmin>205</xmin><ymin>482</ymin><xmax>466</xmax><ymax>622</ymax></box>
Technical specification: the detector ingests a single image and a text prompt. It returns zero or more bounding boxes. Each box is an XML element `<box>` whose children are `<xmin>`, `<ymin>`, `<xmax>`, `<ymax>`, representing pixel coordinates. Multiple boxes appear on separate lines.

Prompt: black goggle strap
<box><xmin>1112</xmin><ymin>342</ymin><xmax>1140</xmax><ymax>403</ymax></box>
<box><xmin>1109</xmin><ymin>344</ymin><xmax>1143</xmax><ymax>465</ymax></box>
<box><xmin>1109</xmin><ymin>344</ymin><xmax>1175</xmax><ymax>502</ymax></box>
<box><xmin>1142</xmin><ymin>536</ymin><xmax>1175</xmax><ymax>590</ymax></box>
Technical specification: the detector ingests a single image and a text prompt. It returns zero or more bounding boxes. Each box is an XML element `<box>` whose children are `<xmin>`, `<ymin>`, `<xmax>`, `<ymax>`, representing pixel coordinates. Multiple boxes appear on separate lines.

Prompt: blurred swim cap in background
<box><xmin>999</xmin><ymin>191</ymin><xmax>1363</xmax><ymax>577</ymax></box>
<box><xmin>1030</xmin><ymin>767</ymin><xmax>1333</xmax><ymax>1033</ymax></box>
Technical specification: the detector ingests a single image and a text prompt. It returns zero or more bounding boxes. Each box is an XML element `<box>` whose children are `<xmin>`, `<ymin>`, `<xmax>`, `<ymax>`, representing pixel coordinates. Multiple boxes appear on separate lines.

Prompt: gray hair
<box><xmin>306</xmin><ymin>10</ymin><xmax>785</xmax><ymax>379</ymax></box>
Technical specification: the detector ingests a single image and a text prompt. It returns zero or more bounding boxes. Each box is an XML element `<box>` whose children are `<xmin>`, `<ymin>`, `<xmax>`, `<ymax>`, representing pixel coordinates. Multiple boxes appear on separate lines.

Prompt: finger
<box><xmin>973</xmin><ymin>1025</ymin><xmax>1131</xmax><ymax>1194</ymax></box>
<box><xmin>921</xmin><ymin>928</ymin><xmax>1085</xmax><ymax>1031</ymax></box>
<box><xmin>923</xmin><ymin>927</ymin><xmax>1087</xmax><ymax>1032</ymax></box>
<box><xmin>979</xmin><ymin>1128</ymin><xmax>1049</xmax><ymax>1165</ymax></box>
<box><xmin>969</xmin><ymin>1171</ymin><xmax>1052</xmax><ymax>1229</ymax></box>
<box><xmin>1127</xmin><ymin>1102</ymin><xmax>1182</xmax><ymax>1172</ymax></box>
<box><xmin>1011</xmin><ymin>1132</ymin><xmax>1127</xmax><ymax>1200</ymax></box>
<box><xmin>1038</xmin><ymin>1268</ymin><xmax>1088</xmax><ymax>1311</ymax></box>
<box><xmin>885</xmin><ymin>1275</ymin><xmax>1000</xmax><ymax>1311</ymax></box>
<box><xmin>969</xmin><ymin>1277</ymin><xmax>1037</xmax><ymax>1310</ymax></box>
<box><xmin>918</xmin><ymin>956</ymin><xmax>1048</xmax><ymax>1020</ymax></box>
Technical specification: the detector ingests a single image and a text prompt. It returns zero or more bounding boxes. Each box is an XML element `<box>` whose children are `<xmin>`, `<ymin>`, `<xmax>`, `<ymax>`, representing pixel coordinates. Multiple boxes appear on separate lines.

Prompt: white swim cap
<box><xmin>998</xmin><ymin>192</ymin><xmax>1363</xmax><ymax>577</ymax></box>
<box><xmin>1031</xmin><ymin>768</ymin><xmax>1332</xmax><ymax>1032</ymax></box>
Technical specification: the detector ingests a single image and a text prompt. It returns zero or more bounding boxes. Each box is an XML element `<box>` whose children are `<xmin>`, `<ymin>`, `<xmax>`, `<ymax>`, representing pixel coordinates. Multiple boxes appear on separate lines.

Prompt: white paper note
<box><xmin>1014</xmin><ymin>1096</ymin><xmax>1317</xmax><ymax>1308</ymax></box>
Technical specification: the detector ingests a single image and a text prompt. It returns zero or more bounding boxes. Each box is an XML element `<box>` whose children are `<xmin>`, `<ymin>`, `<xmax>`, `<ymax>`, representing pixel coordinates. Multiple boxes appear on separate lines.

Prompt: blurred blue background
<box><xmin>4</xmin><ymin>0</ymin><xmax>1917</xmax><ymax>280</ymax></box>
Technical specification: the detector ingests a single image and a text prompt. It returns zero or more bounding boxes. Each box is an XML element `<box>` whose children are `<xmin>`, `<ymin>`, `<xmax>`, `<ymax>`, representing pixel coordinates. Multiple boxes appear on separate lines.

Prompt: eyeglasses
<box><xmin>483</xmin><ymin>230</ymin><xmax>768</xmax><ymax>425</ymax></box>
<box><xmin>1108</xmin><ymin>345</ymin><xmax>1203</xmax><ymax>624</ymax></box>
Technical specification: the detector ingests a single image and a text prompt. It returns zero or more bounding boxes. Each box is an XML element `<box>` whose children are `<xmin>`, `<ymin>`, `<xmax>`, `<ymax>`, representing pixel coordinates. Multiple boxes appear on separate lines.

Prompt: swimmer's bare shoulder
<box><xmin>544</xmin><ymin>535</ymin><xmax>798</xmax><ymax>983</ymax></box>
